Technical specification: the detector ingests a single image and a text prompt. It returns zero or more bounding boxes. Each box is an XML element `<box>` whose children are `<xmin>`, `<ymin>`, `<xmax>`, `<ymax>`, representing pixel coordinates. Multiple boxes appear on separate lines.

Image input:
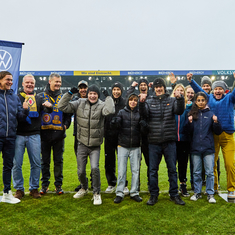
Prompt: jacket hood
<box><xmin>126</xmin><ymin>93</ymin><xmax>139</xmax><ymax>112</ymax></box>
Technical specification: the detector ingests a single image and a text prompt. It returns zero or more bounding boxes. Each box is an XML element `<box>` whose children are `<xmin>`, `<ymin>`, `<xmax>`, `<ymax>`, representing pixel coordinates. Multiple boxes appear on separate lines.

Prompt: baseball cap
<box><xmin>78</xmin><ymin>80</ymin><xmax>88</xmax><ymax>87</ymax></box>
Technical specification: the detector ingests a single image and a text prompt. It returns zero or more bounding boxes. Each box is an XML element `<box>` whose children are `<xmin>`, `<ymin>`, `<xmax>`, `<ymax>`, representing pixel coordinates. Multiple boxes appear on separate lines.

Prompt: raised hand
<box><xmin>132</xmin><ymin>81</ymin><xmax>138</xmax><ymax>87</ymax></box>
<box><xmin>170</xmin><ymin>72</ymin><xmax>177</xmax><ymax>84</ymax></box>
<box><xmin>42</xmin><ymin>100</ymin><xmax>52</xmax><ymax>108</ymax></box>
<box><xmin>213</xmin><ymin>115</ymin><xmax>218</xmax><ymax>123</ymax></box>
<box><xmin>23</xmin><ymin>99</ymin><xmax>28</xmax><ymax>110</ymax></box>
<box><xmin>187</xmin><ymin>73</ymin><xmax>193</xmax><ymax>82</ymax></box>
<box><xmin>188</xmin><ymin>115</ymin><xmax>193</xmax><ymax>123</ymax></box>
<box><xmin>138</xmin><ymin>93</ymin><xmax>147</xmax><ymax>102</ymax></box>
<box><xmin>148</xmin><ymin>82</ymin><xmax>153</xmax><ymax>88</ymax></box>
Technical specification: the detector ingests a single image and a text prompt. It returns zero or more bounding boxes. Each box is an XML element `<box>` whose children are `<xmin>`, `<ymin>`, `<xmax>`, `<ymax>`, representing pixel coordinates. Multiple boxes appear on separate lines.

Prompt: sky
<box><xmin>1</xmin><ymin>0</ymin><xmax>235</xmax><ymax>71</ymax></box>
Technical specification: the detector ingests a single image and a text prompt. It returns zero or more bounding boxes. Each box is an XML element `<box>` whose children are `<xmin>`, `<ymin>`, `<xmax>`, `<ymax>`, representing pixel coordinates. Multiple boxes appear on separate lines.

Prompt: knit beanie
<box><xmin>138</xmin><ymin>78</ymin><xmax>149</xmax><ymax>88</ymax></box>
<box><xmin>87</xmin><ymin>84</ymin><xmax>100</xmax><ymax>98</ymax></box>
<box><xmin>201</xmin><ymin>76</ymin><xmax>212</xmax><ymax>87</ymax></box>
<box><xmin>111</xmin><ymin>82</ymin><xmax>123</xmax><ymax>94</ymax></box>
<box><xmin>153</xmin><ymin>78</ymin><xmax>166</xmax><ymax>90</ymax></box>
<box><xmin>212</xmin><ymin>81</ymin><xmax>227</xmax><ymax>91</ymax></box>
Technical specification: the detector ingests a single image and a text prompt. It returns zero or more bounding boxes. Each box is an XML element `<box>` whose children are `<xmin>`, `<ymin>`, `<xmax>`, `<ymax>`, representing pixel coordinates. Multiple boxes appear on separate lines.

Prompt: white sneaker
<box><xmin>190</xmin><ymin>193</ymin><xmax>202</xmax><ymax>201</ymax></box>
<box><xmin>208</xmin><ymin>195</ymin><xmax>216</xmax><ymax>203</ymax></box>
<box><xmin>92</xmin><ymin>193</ymin><xmax>102</xmax><ymax>205</ymax></box>
<box><xmin>227</xmin><ymin>191</ymin><xmax>235</xmax><ymax>199</ymax></box>
<box><xmin>123</xmin><ymin>187</ymin><xmax>130</xmax><ymax>196</ymax></box>
<box><xmin>1</xmin><ymin>190</ymin><xmax>21</xmax><ymax>204</ymax></box>
<box><xmin>105</xmin><ymin>186</ymin><xmax>115</xmax><ymax>193</ymax></box>
<box><xmin>73</xmin><ymin>188</ymin><xmax>88</xmax><ymax>199</ymax></box>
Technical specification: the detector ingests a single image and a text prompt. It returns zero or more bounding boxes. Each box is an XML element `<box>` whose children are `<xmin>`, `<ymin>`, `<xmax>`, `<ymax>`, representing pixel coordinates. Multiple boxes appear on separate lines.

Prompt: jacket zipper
<box><xmin>130</xmin><ymin>111</ymin><xmax>132</xmax><ymax>147</ymax></box>
<box><xmin>177</xmin><ymin>115</ymin><xmax>180</xmax><ymax>141</ymax></box>
<box><xmin>88</xmin><ymin>105</ymin><xmax>91</xmax><ymax>145</ymax></box>
<box><xmin>4</xmin><ymin>90</ymin><xmax>9</xmax><ymax>137</ymax></box>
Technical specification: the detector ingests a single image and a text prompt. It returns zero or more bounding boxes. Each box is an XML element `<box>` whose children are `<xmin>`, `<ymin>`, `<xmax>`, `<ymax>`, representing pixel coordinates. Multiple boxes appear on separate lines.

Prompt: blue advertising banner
<box><xmin>0</xmin><ymin>40</ymin><xmax>23</xmax><ymax>93</ymax></box>
<box><xmin>20</xmin><ymin>71</ymin><xmax>74</xmax><ymax>76</ymax></box>
<box><xmin>120</xmin><ymin>70</ymin><xmax>213</xmax><ymax>76</ymax></box>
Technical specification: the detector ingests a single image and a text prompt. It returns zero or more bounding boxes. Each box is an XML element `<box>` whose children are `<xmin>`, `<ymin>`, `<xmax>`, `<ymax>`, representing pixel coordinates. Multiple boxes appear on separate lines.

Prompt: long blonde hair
<box><xmin>170</xmin><ymin>83</ymin><xmax>187</xmax><ymax>108</ymax></box>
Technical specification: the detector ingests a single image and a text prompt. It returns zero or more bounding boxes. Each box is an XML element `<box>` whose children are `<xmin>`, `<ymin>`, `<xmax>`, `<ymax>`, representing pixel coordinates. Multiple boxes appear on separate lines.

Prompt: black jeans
<box><xmin>141</xmin><ymin>135</ymin><xmax>149</xmax><ymax>185</ymax></box>
<box><xmin>104</xmin><ymin>138</ymin><xmax>118</xmax><ymax>187</ymax></box>
<box><xmin>0</xmin><ymin>137</ymin><xmax>15</xmax><ymax>193</ymax></box>
<box><xmin>176</xmin><ymin>141</ymin><xmax>190</xmax><ymax>183</ymax></box>
<box><xmin>41</xmin><ymin>139</ymin><xmax>64</xmax><ymax>187</ymax></box>
<box><xmin>104</xmin><ymin>138</ymin><xmax>128</xmax><ymax>187</ymax></box>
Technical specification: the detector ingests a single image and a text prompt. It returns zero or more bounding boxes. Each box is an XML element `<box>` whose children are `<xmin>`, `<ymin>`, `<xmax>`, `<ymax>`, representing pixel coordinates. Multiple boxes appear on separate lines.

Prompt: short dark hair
<box><xmin>0</xmin><ymin>71</ymin><xmax>12</xmax><ymax>80</ymax></box>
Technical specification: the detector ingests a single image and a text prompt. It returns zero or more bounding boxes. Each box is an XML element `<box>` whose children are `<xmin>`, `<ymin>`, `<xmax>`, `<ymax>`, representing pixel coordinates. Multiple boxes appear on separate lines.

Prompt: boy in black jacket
<box><xmin>111</xmin><ymin>94</ymin><xmax>147</xmax><ymax>203</ymax></box>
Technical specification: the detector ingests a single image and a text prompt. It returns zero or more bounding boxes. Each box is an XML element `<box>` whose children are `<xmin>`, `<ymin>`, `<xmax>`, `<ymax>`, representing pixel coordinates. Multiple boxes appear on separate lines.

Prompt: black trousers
<box><xmin>176</xmin><ymin>141</ymin><xmax>190</xmax><ymax>183</ymax></box>
<box><xmin>41</xmin><ymin>139</ymin><xmax>64</xmax><ymax>187</ymax></box>
<box><xmin>141</xmin><ymin>135</ymin><xmax>149</xmax><ymax>185</ymax></box>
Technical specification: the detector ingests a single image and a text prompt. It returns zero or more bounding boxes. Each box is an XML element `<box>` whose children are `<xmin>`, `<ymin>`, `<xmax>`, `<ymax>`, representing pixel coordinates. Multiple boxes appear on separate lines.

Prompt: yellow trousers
<box><xmin>213</xmin><ymin>132</ymin><xmax>235</xmax><ymax>192</ymax></box>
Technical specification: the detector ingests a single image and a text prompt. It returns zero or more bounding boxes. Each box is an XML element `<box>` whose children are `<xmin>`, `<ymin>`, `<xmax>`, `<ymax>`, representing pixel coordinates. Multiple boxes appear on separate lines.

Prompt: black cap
<box><xmin>111</xmin><ymin>82</ymin><xmax>123</xmax><ymax>94</ymax></box>
<box><xmin>153</xmin><ymin>78</ymin><xmax>166</xmax><ymax>90</ymax></box>
<box><xmin>138</xmin><ymin>78</ymin><xmax>149</xmax><ymax>88</ymax></box>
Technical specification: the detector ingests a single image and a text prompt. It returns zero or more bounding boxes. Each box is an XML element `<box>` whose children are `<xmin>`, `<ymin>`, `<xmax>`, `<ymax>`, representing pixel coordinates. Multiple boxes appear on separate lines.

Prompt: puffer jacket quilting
<box><xmin>139</xmin><ymin>93</ymin><xmax>185</xmax><ymax>144</ymax></box>
<box><xmin>0</xmin><ymin>89</ymin><xmax>29</xmax><ymax>138</ymax></box>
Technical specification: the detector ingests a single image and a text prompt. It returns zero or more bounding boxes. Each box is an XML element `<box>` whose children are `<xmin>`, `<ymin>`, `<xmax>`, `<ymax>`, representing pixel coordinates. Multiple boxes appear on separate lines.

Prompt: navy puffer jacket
<box><xmin>139</xmin><ymin>92</ymin><xmax>185</xmax><ymax>144</ymax></box>
<box><xmin>0</xmin><ymin>89</ymin><xmax>29</xmax><ymax>138</ymax></box>
<box><xmin>185</xmin><ymin>107</ymin><xmax>222</xmax><ymax>155</ymax></box>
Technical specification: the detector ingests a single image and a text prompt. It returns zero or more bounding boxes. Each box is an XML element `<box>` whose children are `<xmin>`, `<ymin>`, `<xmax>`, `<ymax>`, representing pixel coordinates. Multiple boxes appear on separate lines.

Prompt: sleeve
<box><xmin>110</xmin><ymin>110</ymin><xmax>122</xmax><ymax>130</ymax></box>
<box><xmin>212</xmin><ymin>120</ymin><xmax>223</xmax><ymax>135</ymax></box>
<box><xmin>58</xmin><ymin>92</ymin><xmax>81</xmax><ymax>113</ymax></box>
<box><xmin>139</xmin><ymin>101</ymin><xmax>149</xmax><ymax>120</ymax></box>
<box><xmin>229</xmin><ymin>88</ymin><xmax>235</xmax><ymax>104</ymax></box>
<box><xmin>63</xmin><ymin>112</ymin><xmax>72</xmax><ymax>129</ymax></box>
<box><xmin>126</xmin><ymin>86</ymin><xmax>135</xmax><ymax>98</ymax></box>
<box><xmin>102</xmin><ymin>96</ymin><xmax>115</xmax><ymax>116</ymax></box>
<box><xmin>190</xmin><ymin>79</ymin><xmax>210</xmax><ymax>100</ymax></box>
<box><xmin>173</xmin><ymin>96</ymin><xmax>185</xmax><ymax>115</ymax></box>
<box><xmin>38</xmin><ymin>95</ymin><xmax>53</xmax><ymax>113</ymax></box>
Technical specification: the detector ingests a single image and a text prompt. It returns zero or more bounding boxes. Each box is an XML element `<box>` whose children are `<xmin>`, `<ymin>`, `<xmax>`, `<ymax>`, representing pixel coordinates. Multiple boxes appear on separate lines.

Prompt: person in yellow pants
<box><xmin>187</xmin><ymin>72</ymin><xmax>235</xmax><ymax>199</ymax></box>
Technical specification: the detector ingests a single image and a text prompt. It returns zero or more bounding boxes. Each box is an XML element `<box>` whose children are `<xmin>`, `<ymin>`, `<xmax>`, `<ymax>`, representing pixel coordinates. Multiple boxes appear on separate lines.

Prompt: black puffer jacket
<box><xmin>139</xmin><ymin>92</ymin><xmax>185</xmax><ymax>144</ymax></box>
<box><xmin>104</xmin><ymin>95</ymin><xmax>125</xmax><ymax>141</ymax></box>
<box><xmin>112</xmin><ymin>97</ymin><xmax>142</xmax><ymax>148</ymax></box>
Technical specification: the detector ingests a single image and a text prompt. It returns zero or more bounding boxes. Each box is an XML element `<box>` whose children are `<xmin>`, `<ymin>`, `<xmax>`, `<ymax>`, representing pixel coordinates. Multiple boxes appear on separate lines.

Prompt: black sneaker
<box><xmin>147</xmin><ymin>195</ymin><xmax>158</xmax><ymax>206</ymax></box>
<box><xmin>180</xmin><ymin>184</ymin><xmax>190</xmax><ymax>197</ymax></box>
<box><xmin>55</xmin><ymin>186</ymin><xmax>64</xmax><ymax>195</ymax></box>
<box><xmin>170</xmin><ymin>195</ymin><xmax>185</xmax><ymax>205</ymax></box>
<box><xmin>40</xmin><ymin>186</ymin><xmax>49</xmax><ymax>195</ymax></box>
<box><xmin>75</xmin><ymin>184</ymin><xmax>82</xmax><ymax>192</ymax></box>
<box><xmin>130</xmin><ymin>195</ymin><xmax>142</xmax><ymax>202</ymax></box>
<box><xmin>114</xmin><ymin>196</ymin><xmax>123</xmax><ymax>203</ymax></box>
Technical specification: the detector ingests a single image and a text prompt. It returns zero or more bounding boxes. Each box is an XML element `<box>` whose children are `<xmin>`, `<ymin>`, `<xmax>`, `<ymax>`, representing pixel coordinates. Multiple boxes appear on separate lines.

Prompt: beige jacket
<box><xmin>58</xmin><ymin>93</ymin><xmax>115</xmax><ymax>147</ymax></box>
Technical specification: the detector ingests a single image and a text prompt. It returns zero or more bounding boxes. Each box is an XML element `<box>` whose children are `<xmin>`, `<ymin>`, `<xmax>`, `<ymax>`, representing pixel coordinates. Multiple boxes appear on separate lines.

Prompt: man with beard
<box><xmin>39</xmin><ymin>73</ymin><xmax>71</xmax><ymax>195</ymax></box>
<box><xmin>104</xmin><ymin>82</ymin><xmax>127</xmax><ymax>194</ymax></box>
<box><xmin>126</xmin><ymin>79</ymin><xmax>150</xmax><ymax>187</ymax></box>
<box><xmin>139</xmin><ymin>78</ymin><xmax>185</xmax><ymax>205</ymax></box>
<box><xmin>13</xmin><ymin>74</ymin><xmax>53</xmax><ymax>200</ymax></box>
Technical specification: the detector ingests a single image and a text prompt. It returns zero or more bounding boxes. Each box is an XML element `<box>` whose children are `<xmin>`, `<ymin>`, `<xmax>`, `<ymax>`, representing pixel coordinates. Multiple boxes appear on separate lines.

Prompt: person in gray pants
<box><xmin>58</xmin><ymin>84</ymin><xmax>115</xmax><ymax>205</ymax></box>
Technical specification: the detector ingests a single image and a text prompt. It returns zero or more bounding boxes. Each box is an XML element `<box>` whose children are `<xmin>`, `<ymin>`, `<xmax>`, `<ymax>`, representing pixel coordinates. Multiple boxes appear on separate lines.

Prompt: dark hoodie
<box><xmin>104</xmin><ymin>89</ymin><xmax>125</xmax><ymax>141</ymax></box>
<box><xmin>39</xmin><ymin>83</ymin><xmax>71</xmax><ymax>141</ymax></box>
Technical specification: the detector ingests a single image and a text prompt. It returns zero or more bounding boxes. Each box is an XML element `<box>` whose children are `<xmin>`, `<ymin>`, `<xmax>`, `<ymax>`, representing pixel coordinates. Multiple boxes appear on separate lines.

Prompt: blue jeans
<box><xmin>192</xmin><ymin>153</ymin><xmax>215</xmax><ymax>195</ymax></box>
<box><xmin>12</xmin><ymin>134</ymin><xmax>41</xmax><ymax>191</ymax></box>
<box><xmin>0</xmin><ymin>137</ymin><xmax>15</xmax><ymax>193</ymax></box>
<box><xmin>116</xmin><ymin>146</ymin><xmax>141</xmax><ymax>198</ymax></box>
<box><xmin>149</xmin><ymin>142</ymin><xmax>178</xmax><ymax>197</ymax></box>
<box><xmin>76</xmin><ymin>142</ymin><xmax>100</xmax><ymax>194</ymax></box>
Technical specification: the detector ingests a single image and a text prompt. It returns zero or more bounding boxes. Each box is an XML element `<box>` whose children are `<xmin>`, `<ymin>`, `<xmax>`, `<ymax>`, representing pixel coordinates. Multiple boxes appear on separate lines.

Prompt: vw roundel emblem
<box><xmin>0</xmin><ymin>50</ymin><xmax>13</xmax><ymax>71</ymax></box>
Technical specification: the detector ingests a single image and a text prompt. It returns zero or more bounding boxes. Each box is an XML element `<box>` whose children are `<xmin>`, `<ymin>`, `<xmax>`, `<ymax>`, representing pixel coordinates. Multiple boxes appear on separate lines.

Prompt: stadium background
<box><xmin>19</xmin><ymin>70</ymin><xmax>235</xmax><ymax>98</ymax></box>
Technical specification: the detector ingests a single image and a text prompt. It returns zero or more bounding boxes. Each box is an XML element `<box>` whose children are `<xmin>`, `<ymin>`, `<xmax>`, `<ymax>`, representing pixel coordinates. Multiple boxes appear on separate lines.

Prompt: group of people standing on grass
<box><xmin>0</xmin><ymin>70</ymin><xmax>235</xmax><ymax>206</ymax></box>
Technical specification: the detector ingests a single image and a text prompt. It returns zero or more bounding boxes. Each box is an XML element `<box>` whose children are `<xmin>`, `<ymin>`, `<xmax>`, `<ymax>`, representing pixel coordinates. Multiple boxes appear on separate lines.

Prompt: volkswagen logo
<box><xmin>0</xmin><ymin>50</ymin><xmax>13</xmax><ymax>71</ymax></box>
